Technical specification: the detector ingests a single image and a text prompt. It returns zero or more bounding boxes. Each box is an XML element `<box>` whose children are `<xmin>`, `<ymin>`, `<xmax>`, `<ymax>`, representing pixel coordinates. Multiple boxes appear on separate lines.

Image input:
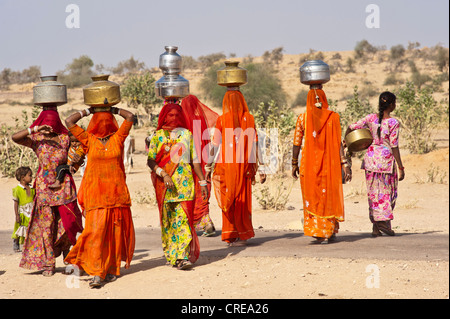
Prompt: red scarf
<box><xmin>157</xmin><ymin>103</ymin><xmax>187</xmax><ymax>131</ymax></box>
<box><xmin>30</xmin><ymin>110</ymin><xmax>68</xmax><ymax>135</ymax></box>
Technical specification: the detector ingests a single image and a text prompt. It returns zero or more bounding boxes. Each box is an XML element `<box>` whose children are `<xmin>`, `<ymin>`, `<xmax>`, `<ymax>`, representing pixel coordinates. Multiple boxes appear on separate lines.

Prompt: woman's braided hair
<box><xmin>377</xmin><ymin>91</ymin><xmax>396</xmax><ymax>139</ymax></box>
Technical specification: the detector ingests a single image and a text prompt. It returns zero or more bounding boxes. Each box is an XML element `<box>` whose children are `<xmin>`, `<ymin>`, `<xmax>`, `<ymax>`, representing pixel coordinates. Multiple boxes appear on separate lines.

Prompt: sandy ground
<box><xmin>0</xmin><ymin>125</ymin><xmax>448</xmax><ymax>300</ymax></box>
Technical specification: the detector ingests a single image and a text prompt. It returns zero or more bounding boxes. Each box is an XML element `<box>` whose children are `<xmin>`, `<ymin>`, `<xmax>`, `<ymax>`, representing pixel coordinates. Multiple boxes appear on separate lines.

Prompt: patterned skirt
<box><xmin>365</xmin><ymin>167</ymin><xmax>398</xmax><ymax>222</ymax></box>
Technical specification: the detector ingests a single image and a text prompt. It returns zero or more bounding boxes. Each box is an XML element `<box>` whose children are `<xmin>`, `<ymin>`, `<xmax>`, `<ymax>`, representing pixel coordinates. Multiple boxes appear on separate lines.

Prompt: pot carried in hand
<box><xmin>33</xmin><ymin>76</ymin><xmax>67</xmax><ymax>107</ymax></box>
<box><xmin>345</xmin><ymin>128</ymin><xmax>373</xmax><ymax>152</ymax></box>
<box><xmin>83</xmin><ymin>74</ymin><xmax>121</xmax><ymax>109</ymax></box>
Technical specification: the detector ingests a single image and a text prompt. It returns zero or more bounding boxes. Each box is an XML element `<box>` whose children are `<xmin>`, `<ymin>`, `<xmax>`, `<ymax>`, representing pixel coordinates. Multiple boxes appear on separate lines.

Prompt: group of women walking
<box><xmin>11</xmin><ymin>80</ymin><xmax>404</xmax><ymax>288</ymax></box>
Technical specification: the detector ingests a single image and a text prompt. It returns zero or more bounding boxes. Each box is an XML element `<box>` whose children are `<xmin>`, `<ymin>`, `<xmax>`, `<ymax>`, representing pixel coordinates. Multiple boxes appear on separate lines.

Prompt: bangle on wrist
<box><xmin>34</xmin><ymin>126</ymin><xmax>38</xmax><ymax>133</ymax></box>
<box><xmin>85</xmin><ymin>108</ymin><xmax>91</xmax><ymax>116</ymax></box>
<box><xmin>78</xmin><ymin>110</ymin><xmax>84</xmax><ymax>118</ymax></box>
<box><xmin>198</xmin><ymin>180</ymin><xmax>207</xmax><ymax>186</ymax></box>
<box><xmin>398</xmin><ymin>166</ymin><xmax>405</xmax><ymax>170</ymax></box>
<box><xmin>27</xmin><ymin>128</ymin><xmax>32</xmax><ymax>135</ymax></box>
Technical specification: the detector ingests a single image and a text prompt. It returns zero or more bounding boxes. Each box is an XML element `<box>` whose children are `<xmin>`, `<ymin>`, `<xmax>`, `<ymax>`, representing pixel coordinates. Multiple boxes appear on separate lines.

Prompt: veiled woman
<box><xmin>147</xmin><ymin>102</ymin><xmax>208</xmax><ymax>270</ymax></box>
<box><xmin>206</xmin><ymin>89</ymin><xmax>266</xmax><ymax>246</ymax></box>
<box><xmin>64</xmin><ymin>107</ymin><xmax>136</xmax><ymax>288</ymax></box>
<box><xmin>292</xmin><ymin>87</ymin><xmax>351</xmax><ymax>244</ymax></box>
<box><xmin>12</xmin><ymin>107</ymin><xmax>83</xmax><ymax>276</ymax></box>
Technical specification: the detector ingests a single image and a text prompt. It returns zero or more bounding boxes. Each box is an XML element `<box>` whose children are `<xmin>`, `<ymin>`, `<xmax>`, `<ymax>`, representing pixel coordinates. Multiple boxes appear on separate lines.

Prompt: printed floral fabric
<box><xmin>160</xmin><ymin>202</ymin><xmax>192</xmax><ymax>265</ymax></box>
<box><xmin>147</xmin><ymin>129</ymin><xmax>197</xmax><ymax>203</ymax></box>
<box><xmin>349</xmin><ymin>114</ymin><xmax>400</xmax><ymax>173</ymax></box>
<box><xmin>19</xmin><ymin>205</ymin><xmax>71</xmax><ymax>271</ymax></box>
<box><xmin>365</xmin><ymin>167</ymin><xmax>398</xmax><ymax>221</ymax></box>
<box><xmin>303</xmin><ymin>213</ymin><xmax>339</xmax><ymax>239</ymax></box>
<box><xmin>30</xmin><ymin>133</ymin><xmax>77</xmax><ymax>206</ymax></box>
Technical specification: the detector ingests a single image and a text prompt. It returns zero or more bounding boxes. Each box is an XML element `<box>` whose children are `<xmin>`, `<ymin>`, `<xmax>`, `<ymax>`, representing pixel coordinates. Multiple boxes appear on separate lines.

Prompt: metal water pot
<box><xmin>83</xmin><ymin>74</ymin><xmax>121</xmax><ymax>107</ymax></box>
<box><xmin>299</xmin><ymin>60</ymin><xmax>330</xmax><ymax>85</ymax></box>
<box><xmin>33</xmin><ymin>76</ymin><xmax>67</xmax><ymax>106</ymax></box>
<box><xmin>155</xmin><ymin>46</ymin><xmax>190</xmax><ymax>99</ymax></box>
<box><xmin>159</xmin><ymin>46</ymin><xmax>182</xmax><ymax>75</ymax></box>
<box><xmin>217</xmin><ymin>61</ymin><xmax>247</xmax><ymax>87</ymax></box>
<box><xmin>345</xmin><ymin>128</ymin><xmax>373</xmax><ymax>152</ymax></box>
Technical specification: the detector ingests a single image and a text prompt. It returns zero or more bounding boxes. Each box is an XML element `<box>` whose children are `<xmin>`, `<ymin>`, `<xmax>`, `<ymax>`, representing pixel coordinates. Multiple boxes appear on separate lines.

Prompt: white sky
<box><xmin>0</xmin><ymin>0</ymin><xmax>448</xmax><ymax>74</ymax></box>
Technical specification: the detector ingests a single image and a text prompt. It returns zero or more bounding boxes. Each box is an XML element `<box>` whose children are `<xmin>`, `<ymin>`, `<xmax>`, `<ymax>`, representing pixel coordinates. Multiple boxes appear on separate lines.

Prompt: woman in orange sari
<box><xmin>206</xmin><ymin>89</ymin><xmax>266</xmax><ymax>246</ymax></box>
<box><xmin>64</xmin><ymin>106</ymin><xmax>135</xmax><ymax>288</ymax></box>
<box><xmin>147</xmin><ymin>103</ymin><xmax>208</xmax><ymax>270</ymax></box>
<box><xmin>292</xmin><ymin>86</ymin><xmax>351</xmax><ymax>244</ymax></box>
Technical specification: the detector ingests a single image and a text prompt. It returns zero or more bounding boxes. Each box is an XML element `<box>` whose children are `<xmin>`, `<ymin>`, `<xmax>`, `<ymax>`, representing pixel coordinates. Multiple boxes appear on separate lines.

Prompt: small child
<box><xmin>49</xmin><ymin>132</ymin><xmax>86</xmax><ymax>189</ymax></box>
<box><xmin>12</xmin><ymin>166</ymin><xmax>35</xmax><ymax>252</ymax></box>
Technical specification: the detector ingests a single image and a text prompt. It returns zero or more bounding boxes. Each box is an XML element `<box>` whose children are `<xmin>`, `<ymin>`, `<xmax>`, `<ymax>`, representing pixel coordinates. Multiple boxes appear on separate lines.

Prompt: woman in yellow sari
<box><xmin>147</xmin><ymin>102</ymin><xmax>208</xmax><ymax>270</ymax></box>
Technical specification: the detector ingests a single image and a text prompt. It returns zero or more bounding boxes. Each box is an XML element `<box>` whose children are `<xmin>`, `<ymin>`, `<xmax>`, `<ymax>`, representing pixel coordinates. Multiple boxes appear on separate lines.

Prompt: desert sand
<box><xmin>0</xmin><ymin>50</ymin><xmax>448</xmax><ymax>300</ymax></box>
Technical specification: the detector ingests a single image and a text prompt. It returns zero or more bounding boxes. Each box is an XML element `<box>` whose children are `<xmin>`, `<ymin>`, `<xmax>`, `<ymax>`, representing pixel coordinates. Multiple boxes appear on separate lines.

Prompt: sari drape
<box><xmin>212</xmin><ymin>90</ymin><xmax>257</xmax><ymax>243</ymax></box>
<box><xmin>181</xmin><ymin>95</ymin><xmax>218</xmax><ymax>227</ymax></box>
<box><xmin>150</xmin><ymin>134</ymin><xmax>200</xmax><ymax>264</ymax></box>
<box><xmin>65</xmin><ymin>118</ymin><xmax>135</xmax><ymax>278</ymax></box>
<box><xmin>298</xmin><ymin>89</ymin><xmax>344</xmax><ymax>238</ymax></box>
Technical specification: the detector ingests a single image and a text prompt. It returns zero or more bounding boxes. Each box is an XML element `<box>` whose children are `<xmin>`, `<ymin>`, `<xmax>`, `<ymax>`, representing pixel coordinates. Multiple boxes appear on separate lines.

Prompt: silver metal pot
<box><xmin>155</xmin><ymin>75</ymin><xmax>189</xmax><ymax>99</ymax></box>
<box><xmin>33</xmin><ymin>76</ymin><xmax>67</xmax><ymax>106</ymax></box>
<box><xmin>155</xmin><ymin>45</ymin><xmax>189</xmax><ymax>99</ymax></box>
<box><xmin>159</xmin><ymin>46</ymin><xmax>182</xmax><ymax>76</ymax></box>
<box><xmin>299</xmin><ymin>60</ymin><xmax>330</xmax><ymax>85</ymax></box>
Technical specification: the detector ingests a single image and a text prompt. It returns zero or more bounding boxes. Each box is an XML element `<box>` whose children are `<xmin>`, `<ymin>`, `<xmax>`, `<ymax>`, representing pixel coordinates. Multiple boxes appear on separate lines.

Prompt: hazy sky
<box><xmin>0</xmin><ymin>0</ymin><xmax>448</xmax><ymax>75</ymax></box>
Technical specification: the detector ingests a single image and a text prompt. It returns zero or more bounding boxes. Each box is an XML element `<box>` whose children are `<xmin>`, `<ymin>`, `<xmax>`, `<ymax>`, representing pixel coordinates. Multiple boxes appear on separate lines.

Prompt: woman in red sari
<box><xmin>64</xmin><ymin>106</ymin><xmax>135</xmax><ymax>288</ymax></box>
<box><xmin>12</xmin><ymin>108</ymin><xmax>83</xmax><ymax>276</ymax></box>
<box><xmin>147</xmin><ymin>103</ymin><xmax>208</xmax><ymax>270</ymax></box>
<box><xmin>180</xmin><ymin>95</ymin><xmax>218</xmax><ymax>236</ymax></box>
<box><xmin>206</xmin><ymin>89</ymin><xmax>266</xmax><ymax>246</ymax></box>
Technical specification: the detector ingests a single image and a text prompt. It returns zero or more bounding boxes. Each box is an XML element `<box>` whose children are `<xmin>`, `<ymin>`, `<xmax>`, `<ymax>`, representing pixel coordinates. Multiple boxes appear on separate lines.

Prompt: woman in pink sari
<box><xmin>12</xmin><ymin>108</ymin><xmax>83</xmax><ymax>276</ymax></box>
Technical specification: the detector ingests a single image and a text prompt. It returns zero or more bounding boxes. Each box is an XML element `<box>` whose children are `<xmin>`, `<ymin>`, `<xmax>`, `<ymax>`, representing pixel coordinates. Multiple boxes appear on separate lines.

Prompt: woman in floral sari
<box><xmin>147</xmin><ymin>102</ymin><xmax>208</xmax><ymax>270</ymax></box>
<box><xmin>345</xmin><ymin>91</ymin><xmax>405</xmax><ymax>237</ymax></box>
<box><xmin>12</xmin><ymin>108</ymin><xmax>83</xmax><ymax>276</ymax></box>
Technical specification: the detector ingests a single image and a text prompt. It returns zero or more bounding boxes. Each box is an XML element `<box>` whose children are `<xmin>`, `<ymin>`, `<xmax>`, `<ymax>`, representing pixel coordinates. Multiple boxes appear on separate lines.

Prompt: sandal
<box><xmin>377</xmin><ymin>221</ymin><xmax>395</xmax><ymax>236</ymax></box>
<box><xmin>372</xmin><ymin>223</ymin><xmax>382</xmax><ymax>237</ymax></box>
<box><xmin>175</xmin><ymin>259</ymin><xmax>193</xmax><ymax>270</ymax></box>
<box><xmin>89</xmin><ymin>276</ymin><xmax>102</xmax><ymax>288</ymax></box>
<box><xmin>42</xmin><ymin>270</ymin><xmax>55</xmax><ymax>277</ymax></box>
<box><xmin>104</xmin><ymin>274</ymin><xmax>117</xmax><ymax>282</ymax></box>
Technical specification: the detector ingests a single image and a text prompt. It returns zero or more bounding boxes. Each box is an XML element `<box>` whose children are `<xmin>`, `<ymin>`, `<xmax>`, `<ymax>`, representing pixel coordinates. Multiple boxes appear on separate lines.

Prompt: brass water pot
<box><xmin>83</xmin><ymin>75</ymin><xmax>121</xmax><ymax>107</ymax></box>
<box><xmin>33</xmin><ymin>76</ymin><xmax>67</xmax><ymax>106</ymax></box>
<box><xmin>217</xmin><ymin>61</ymin><xmax>247</xmax><ymax>87</ymax></box>
<box><xmin>345</xmin><ymin>128</ymin><xmax>373</xmax><ymax>152</ymax></box>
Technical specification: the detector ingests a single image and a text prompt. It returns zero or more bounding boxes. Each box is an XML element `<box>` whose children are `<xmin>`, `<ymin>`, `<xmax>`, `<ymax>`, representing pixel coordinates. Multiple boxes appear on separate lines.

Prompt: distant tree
<box><xmin>112</xmin><ymin>56</ymin><xmax>145</xmax><ymax>74</ymax></box>
<box><xmin>262</xmin><ymin>47</ymin><xmax>284</xmax><ymax>65</ymax></box>
<box><xmin>395</xmin><ymin>81</ymin><xmax>445</xmax><ymax>154</ymax></box>
<box><xmin>121</xmin><ymin>72</ymin><xmax>161</xmax><ymax>125</ymax></box>
<box><xmin>354</xmin><ymin>39</ymin><xmax>377</xmax><ymax>60</ymax></box>
<box><xmin>434</xmin><ymin>45</ymin><xmax>449</xmax><ymax>72</ymax></box>
<box><xmin>181</xmin><ymin>56</ymin><xmax>199</xmax><ymax>71</ymax></box>
<box><xmin>390</xmin><ymin>44</ymin><xmax>406</xmax><ymax>60</ymax></box>
<box><xmin>57</xmin><ymin>55</ymin><xmax>95</xmax><ymax>88</ymax></box>
<box><xmin>197</xmin><ymin>52</ymin><xmax>226</xmax><ymax>70</ymax></box>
